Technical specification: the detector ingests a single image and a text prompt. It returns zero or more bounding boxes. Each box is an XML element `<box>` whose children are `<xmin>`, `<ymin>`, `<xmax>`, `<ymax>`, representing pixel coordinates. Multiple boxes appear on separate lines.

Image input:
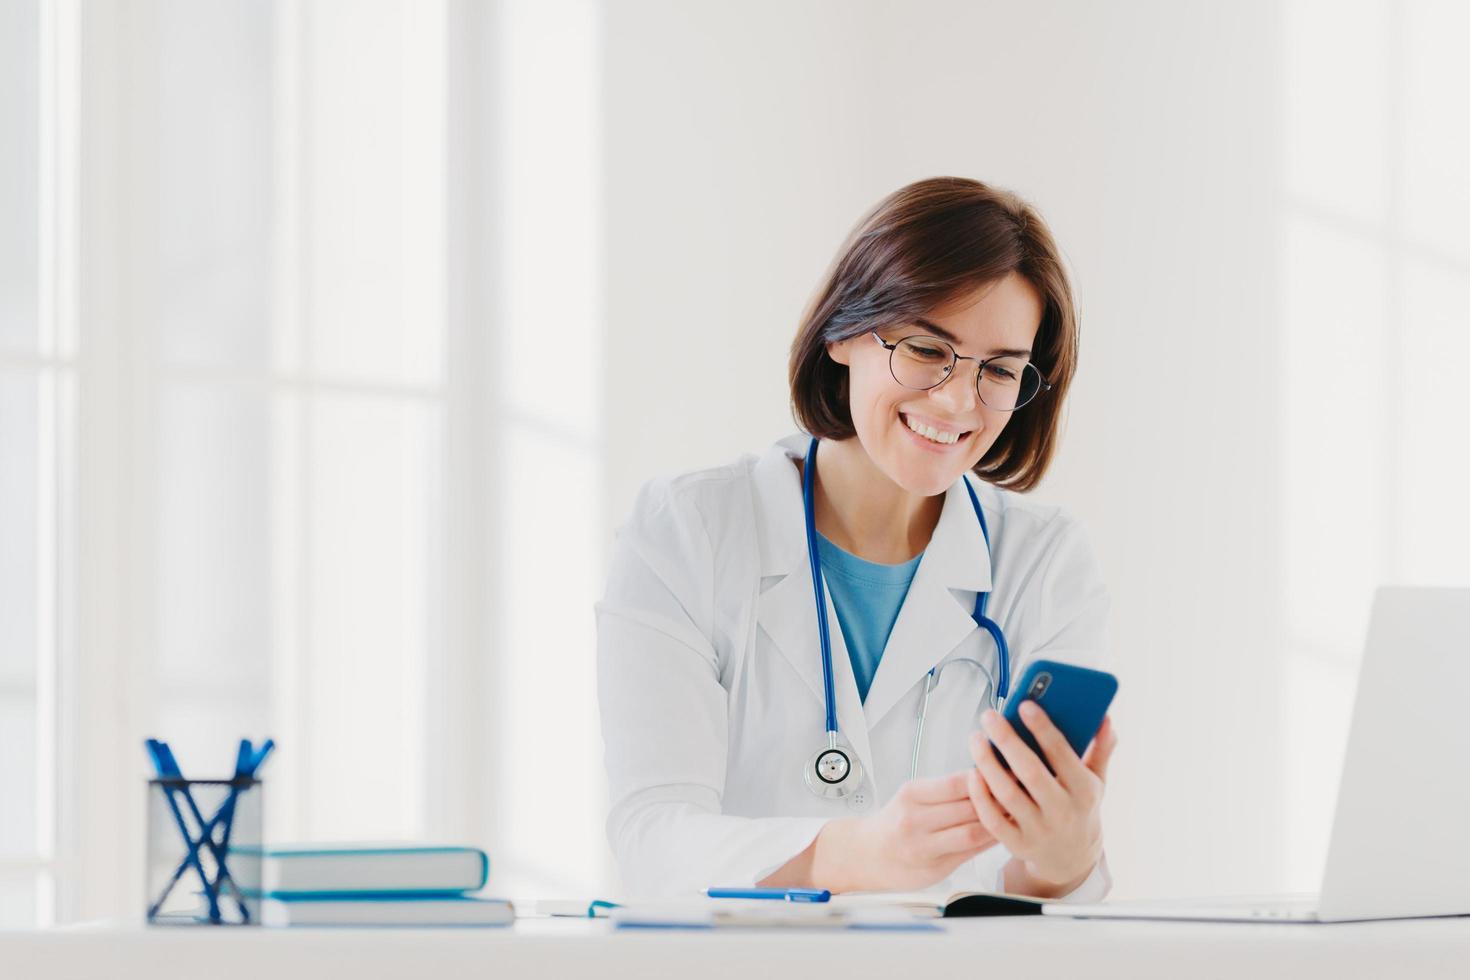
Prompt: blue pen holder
<box><xmin>145</xmin><ymin>777</ymin><xmax>264</xmax><ymax>926</ymax></box>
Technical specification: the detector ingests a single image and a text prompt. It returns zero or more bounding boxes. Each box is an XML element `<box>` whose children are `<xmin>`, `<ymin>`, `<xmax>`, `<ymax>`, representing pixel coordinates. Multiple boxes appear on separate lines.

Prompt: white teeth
<box><xmin>904</xmin><ymin>414</ymin><xmax>961</xmax><ymax>445</ymax></box>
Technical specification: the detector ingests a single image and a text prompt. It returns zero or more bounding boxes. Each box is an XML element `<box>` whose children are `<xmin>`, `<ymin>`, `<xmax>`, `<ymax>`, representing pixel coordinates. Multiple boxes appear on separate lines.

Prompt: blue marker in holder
<box><xmin>144</xmin><ymin>737</ymin><xmax>274</xmax><ymax>925</ymax></box>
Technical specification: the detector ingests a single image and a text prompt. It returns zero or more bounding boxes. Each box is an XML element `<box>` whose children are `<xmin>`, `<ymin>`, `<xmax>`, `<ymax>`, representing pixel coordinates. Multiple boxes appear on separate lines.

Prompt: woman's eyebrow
<box><xmin>912</xmin><ymin>317</ymin><xmax>1032</xmax><ymax>359</ymax></box>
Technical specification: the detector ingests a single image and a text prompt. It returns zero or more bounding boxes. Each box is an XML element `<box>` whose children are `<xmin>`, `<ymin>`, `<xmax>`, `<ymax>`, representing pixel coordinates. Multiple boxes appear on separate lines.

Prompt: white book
<box><xmin>232</xmin><ymin>842</ymin><xmax>489</xmax><ymax>897</ymax></box>
<box><xmin>262</xmin><ymin>895</ymin><xmax>515</xmax><ymax>927</ymax></box>
<box><xmin>610</xmin><ymin>900</ymin><xmax>940</xmax><ymax>931</ymax></box>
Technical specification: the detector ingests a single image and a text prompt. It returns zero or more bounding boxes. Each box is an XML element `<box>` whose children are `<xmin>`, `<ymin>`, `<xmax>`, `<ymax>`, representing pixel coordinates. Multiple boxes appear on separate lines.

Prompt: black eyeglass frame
<box><xmin>871</xmin><ymin>331</ymin><xmax>1053</xmax><ymax>412</ymax></box>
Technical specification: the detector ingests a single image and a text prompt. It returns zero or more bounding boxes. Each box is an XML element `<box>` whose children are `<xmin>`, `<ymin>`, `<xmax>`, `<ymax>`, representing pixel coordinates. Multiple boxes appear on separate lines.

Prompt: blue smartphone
<box><xmin>991</xmin><ymin>659</ymin><xmax>1118</xmax><ymax>776</ymax></box>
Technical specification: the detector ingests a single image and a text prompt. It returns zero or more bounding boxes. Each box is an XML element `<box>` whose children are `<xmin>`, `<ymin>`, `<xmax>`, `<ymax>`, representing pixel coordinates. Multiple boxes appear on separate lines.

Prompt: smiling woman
<box><xmin>596</xmin><ymin>177</ymin><xmax>1115</xmax><ymax>903</ymax></box>
<box><xmin>790</xmin><ymin>178</ymin><xmax>1080</xmax><ymax>495</ymax></box>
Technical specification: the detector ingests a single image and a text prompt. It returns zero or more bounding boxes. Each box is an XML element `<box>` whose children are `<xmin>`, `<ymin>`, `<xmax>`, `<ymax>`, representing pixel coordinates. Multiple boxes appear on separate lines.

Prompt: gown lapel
<box><xmin>859</xmin><ymin>473</ymin><xmax>993</xmax><ymax>733</ymax></box>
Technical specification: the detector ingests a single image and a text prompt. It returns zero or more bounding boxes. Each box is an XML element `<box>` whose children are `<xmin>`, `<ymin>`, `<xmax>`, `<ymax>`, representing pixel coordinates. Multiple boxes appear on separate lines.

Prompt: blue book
<box><xmin>231</xmin><ymin>842</ymin><xmax>489</xmax><ymax>898</ymax></box>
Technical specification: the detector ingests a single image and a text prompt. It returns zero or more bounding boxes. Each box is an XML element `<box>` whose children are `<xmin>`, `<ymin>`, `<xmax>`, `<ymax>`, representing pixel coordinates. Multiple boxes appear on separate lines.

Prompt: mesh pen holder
<box><xmin>146</xmin><ymin>777</ymin><xmax>263</xmax><ymax>925</ymax></box>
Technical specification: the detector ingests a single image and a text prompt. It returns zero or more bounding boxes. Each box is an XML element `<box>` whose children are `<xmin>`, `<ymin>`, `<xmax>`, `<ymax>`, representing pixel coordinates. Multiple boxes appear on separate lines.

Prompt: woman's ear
<box><xmin>826</xmin><ymin>336</ymin><xmax>852</xmax><ymax>367</ymax></box>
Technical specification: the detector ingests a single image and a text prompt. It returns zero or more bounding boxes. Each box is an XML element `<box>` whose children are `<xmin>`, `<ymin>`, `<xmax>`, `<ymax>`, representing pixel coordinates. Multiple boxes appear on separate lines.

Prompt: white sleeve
<box><xmin>596</xmin><ymin>477</ymin><xmax>827</xmax><ymax>900</ymax></box>
<box><xmin>946</xmin><ymin>512</ymin><xmax>1115</xmax><ymax>901</ymax></box>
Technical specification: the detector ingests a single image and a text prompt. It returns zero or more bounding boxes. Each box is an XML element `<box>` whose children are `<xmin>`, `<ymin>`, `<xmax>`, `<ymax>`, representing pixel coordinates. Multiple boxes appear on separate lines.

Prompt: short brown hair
<box><xmin>789</xmin><ymin>177</ymin><xmax>1080</xmax><ymax>492</ymax></box>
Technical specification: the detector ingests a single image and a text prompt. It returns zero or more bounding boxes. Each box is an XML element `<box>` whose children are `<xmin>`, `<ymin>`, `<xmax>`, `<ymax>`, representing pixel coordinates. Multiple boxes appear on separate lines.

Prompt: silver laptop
<box><xmin>1044</xmin><ymin>587</ymin><xmax>1470</xmax><ymax>923</ymax></box>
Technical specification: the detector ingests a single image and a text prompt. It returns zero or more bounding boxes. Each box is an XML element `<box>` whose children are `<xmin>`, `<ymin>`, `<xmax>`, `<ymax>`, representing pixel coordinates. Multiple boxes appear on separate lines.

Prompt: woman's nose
<box><xmin>928</xmin><ymin>362</ymin><xmax>979</xmax><ymax>414</ymax></box>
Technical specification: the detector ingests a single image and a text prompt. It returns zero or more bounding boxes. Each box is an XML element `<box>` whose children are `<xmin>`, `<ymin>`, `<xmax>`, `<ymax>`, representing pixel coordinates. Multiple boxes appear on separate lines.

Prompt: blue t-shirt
<box><xmin>815</xmin><ymin>531</ymin><xmax>924</xmax><ymax>703</ymax></box>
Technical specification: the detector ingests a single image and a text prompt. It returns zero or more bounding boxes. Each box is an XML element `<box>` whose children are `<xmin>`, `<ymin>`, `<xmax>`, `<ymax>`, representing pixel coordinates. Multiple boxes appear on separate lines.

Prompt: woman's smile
<box><xmin>898</xmin><ymin>410</ymin><xmax>973</xmax><ymax>452</ymax></box>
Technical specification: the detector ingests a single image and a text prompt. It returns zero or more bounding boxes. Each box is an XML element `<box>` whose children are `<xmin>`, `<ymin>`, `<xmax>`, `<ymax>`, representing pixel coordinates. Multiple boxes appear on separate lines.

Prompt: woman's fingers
<box><xmin>1014</xmin><ymin>701</ymin><xmax>1093</xmax><ymax>791</ymax></box>
<box><xmin>927</xmin><ymin>817</ymin><xmax>996</xmax><ymax>858</ymax></box>
<box><xmin>967</xmin><ymin>768</ymin><xmax>1023</xmax><ymax>852</ymax></box>
<box><xmin>1080</xmin><ymin>714</ymin><xmax>1118</xmax><ymax>783</ymax></box>
<box><xmin>900</xmin><ymin>769</ymin><xmax>974</xmax><ymax>805</ymax></box>
<box><xmin>978</xmin><ymin>711</ymin><xmax>1067</xmax><ymax>812</ymax></box>
<box><xmin>913</xmin><ymin>798</ymin><xmax>986</xmax><ymax>832</ymax></box>
<box><xmin>969</xmin><ymin>730</ymin><xmax>1041</xmax><ymax>829</ymax></box>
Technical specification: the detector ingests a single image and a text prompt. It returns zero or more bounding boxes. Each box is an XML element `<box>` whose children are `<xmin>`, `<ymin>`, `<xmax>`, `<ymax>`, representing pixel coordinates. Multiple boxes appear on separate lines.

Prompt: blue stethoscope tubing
<box><xmin>801</xmin><ymin>435</ymin><xmax>1010</xmax><ymax>793</ymax></box>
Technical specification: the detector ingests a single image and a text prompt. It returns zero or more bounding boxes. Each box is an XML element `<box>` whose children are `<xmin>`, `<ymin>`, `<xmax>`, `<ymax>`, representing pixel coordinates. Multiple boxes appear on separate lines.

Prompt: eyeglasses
<box><xmin>872</xmin><ymin>331</ymin><xmax>1051</xmax><ymax>412</ymax></box>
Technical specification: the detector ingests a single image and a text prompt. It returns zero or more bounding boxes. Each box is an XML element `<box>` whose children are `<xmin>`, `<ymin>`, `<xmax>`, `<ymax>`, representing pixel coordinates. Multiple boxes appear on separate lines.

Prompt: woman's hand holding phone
<box><xmin>966</xmin><ymin>702</ymin><xmax>1117</xmax><ymax>897</ymax></box>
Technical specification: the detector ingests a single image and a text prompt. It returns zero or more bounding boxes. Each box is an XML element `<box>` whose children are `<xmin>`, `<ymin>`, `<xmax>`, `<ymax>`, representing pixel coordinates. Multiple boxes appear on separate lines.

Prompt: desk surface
<box><xmin>8</xmin><ymin>915</ymin><xmax>1470</xmax><ymax>979</ymax></box>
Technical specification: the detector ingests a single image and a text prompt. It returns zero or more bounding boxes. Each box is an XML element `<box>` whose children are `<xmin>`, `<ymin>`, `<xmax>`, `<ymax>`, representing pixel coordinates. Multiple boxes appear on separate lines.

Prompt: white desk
<box><xmin>7</xmin><ymin>916</ymin><xmax>1470</xmax><ymax>979</ymax></box>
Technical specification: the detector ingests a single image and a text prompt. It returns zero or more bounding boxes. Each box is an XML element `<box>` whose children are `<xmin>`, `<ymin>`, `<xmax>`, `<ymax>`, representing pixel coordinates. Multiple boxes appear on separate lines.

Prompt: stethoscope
<box><xmin>801</xmin><ymin>436</ymin><xmax>1011</xmax><ymax>800</ymax></box>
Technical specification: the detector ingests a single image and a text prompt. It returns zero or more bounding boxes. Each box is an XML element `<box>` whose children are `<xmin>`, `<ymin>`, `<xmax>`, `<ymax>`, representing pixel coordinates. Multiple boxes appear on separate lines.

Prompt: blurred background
<box><xmin>2</xmin><ymin>0</ymin><xmax>1468</xmax><ymax>925</ymax></box>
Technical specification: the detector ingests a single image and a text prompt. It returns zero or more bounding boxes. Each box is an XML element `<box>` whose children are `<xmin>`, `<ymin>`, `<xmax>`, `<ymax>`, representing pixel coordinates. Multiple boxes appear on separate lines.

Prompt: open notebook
<box><xmin>830</xmin><ymin>890</ymin><xmax>1044</xmax><ymax>918</ymax></box>
<box><xmin>610</xmin><ymin>891</ymin><xmax>1042</xmax><ymax>929</ymax></box>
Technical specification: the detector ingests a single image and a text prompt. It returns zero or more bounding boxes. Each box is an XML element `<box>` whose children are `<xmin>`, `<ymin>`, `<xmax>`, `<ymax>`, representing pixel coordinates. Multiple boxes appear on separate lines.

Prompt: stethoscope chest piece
<box><xmin>803</xmin><ymin>741</ymin><xmax>864</xmax><ymax>800</ymax></box>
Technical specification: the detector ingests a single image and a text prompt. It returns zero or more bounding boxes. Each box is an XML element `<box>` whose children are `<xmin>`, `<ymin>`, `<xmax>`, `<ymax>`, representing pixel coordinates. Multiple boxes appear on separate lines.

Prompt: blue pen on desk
<box><xmin>705</xmin><ymin>887</ymin><xmax>831</xmax><ymax>903</ymax></box>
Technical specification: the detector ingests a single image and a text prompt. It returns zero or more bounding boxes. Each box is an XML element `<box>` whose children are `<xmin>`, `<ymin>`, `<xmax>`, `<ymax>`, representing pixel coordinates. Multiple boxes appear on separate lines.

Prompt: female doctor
<box><xmin>596</xmin><ymin>177</ymin><xmax>1117</xmax><ymax>902</ymax></box>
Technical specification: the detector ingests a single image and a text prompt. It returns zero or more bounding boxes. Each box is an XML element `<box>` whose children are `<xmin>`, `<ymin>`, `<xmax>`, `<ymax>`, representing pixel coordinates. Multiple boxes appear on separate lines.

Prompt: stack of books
<box><xmin>237</xmin><ymin>843</ymin><xmax>513</xmax><ymax>927</ymax></box>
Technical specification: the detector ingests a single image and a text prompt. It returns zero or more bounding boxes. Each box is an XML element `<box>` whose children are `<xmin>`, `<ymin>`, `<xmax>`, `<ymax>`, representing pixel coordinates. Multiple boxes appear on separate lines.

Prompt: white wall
<box><xmin>601</xmin><ymin>0</ymin><xmax>1470</xmax><ymax>899</ymax></box>
<box><xmin>5</xmin><ymin>0</ymin><xmax>1468</xmax><ymax>922</ymax></box>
